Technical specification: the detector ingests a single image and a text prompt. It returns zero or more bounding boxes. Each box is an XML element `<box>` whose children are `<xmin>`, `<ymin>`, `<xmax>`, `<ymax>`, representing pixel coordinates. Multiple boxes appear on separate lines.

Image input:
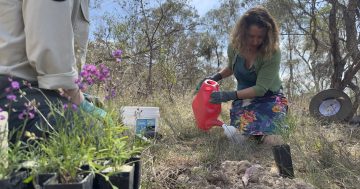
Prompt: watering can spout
<box><xmin>205</xmin><ymin>119</ymin><xmax>224</xmax><ymax>128</ymax></box>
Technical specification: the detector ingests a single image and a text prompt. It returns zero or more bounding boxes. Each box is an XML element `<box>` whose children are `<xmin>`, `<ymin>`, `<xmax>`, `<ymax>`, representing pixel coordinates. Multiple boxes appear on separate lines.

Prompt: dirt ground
<box><xmin>140</xmin><ymin>120</ymin><xmax>360</xmax><ymax>189</ymax></box>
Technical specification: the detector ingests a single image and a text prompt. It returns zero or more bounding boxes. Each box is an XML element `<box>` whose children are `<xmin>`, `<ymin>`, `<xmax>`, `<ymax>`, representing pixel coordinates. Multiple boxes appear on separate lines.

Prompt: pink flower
<box><xmin>11</xmin><ymin>81</ymin><xmax>20</xmax><ymax>90</ymax></box>
<box><xmin>112</xmin><ymin>49</ymin><xmax>122</xmax><ymax>62</ymax></box>
<box><xmin>105</xmin><ymin>87</ymin><xmax>116</xmax><ymax>100</ymax></box>
<box><xmin>18</xmin><ymin>113</ymin><xmax>24</xmax><ymax>120</ymax></box>
<box><xmin>18</xmin><ymin>110</ymin><xmax>35</xmax><ymax>120</ymax></box>
<box><xmin>112</xmin><ymin>49</ymin><xmax>122</xmax><ymax>58</ymax></box>
<box><xmin>6</xmin><ymin>94</ymin><xmax>17</xmax><ymax>101</ymax></box>
<box><xmin>71</xmin><ymin>104</ymin><xmax>78</xmax><ymax>111</ymax></box>
<box><xmin>63</xmin><ymin>103</ymin><xmax>78</xmax><ymax>111</ymax></box>
<box><xmin>17</xmin><ymin>101</ymin><xmax>37</xmax><ymax>120</ymax></box>
<box><xmin>76</xmin><ymin>64</ymin><xmax>111</xmax><ymax>89</ymax></box>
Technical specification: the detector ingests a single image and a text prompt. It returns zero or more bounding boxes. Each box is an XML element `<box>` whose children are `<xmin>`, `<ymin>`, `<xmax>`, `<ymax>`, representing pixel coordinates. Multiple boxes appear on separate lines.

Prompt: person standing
<box><xmin>0</xmin><ymin>0</ymin><xmax>93</xmax><ymax>142</ymax></box>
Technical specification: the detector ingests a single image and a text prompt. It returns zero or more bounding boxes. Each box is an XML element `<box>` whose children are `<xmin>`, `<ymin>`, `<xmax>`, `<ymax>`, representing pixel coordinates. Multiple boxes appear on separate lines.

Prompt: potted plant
<box><xmin>0</xmin><ymin>142</ymin><xmax>34</xmax><ymax>189</ymax></box>
<box><xmin>93</xmin><ymin>164</ymin><xmax>134</xmax><ymax>189</ymax></box>
<box><xmin>32</xmin><ymin>105</ymin><xmax>141</xmax><ymax>189</ymax></box>
<box><xmin>32</xmin><ymin>172</ymin><xmax>57</xmax><ymax>189</ymax></box>
<box><xmin>93</xmin><ymin>140</ymin><xmax>144</xmax><ymax>189</ymax></box>
<box><xmin>91</xmin><ymin>112</ymin><xmax>145</xmax><ymax>189</ymax></box>
<box><xmin>0</xmin><ymin>112</ymin><xmax>34</xmax><ymax>189</ymax></box>
<box><xmin>125</xmin><ymin>155</ymin><xmax>141</xmax><ymax>189</ymax></box>
<box><xmin>32</xmin><ymin>110</ymin><xmax>98</xmax><ymax>189</ymax></box>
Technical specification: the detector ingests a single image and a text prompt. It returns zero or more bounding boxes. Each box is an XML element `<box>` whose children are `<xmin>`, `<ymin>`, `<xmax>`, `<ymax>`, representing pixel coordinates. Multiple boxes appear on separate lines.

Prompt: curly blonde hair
<box><xmin>231</xmin><ymin>7</ymin><xmax>279</xmax><ymax>58</ymax></box>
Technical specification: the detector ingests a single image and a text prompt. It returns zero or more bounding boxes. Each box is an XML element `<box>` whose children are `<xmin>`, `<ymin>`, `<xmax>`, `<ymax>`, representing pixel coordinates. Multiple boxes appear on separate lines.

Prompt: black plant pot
<box><xmin>93</xmin><ymin>164</ymin><xmax>134</xmax><ymax>189</ymax></box>
<box><xmin>0</xmin><ymin>171</ymin><xmax>31</xmax><ymax>189</ymax></box>
<box><xmin>272</xmin><ymin>144</ymin><xmax>295</xmax><ymax>178</ymax></box>
<box><xmin>43</xmin><ymin>173</ymin><xmax>94</xmax><ymax>189</ymax></box>
<box><xmin>125</xmin><ymin>156</ymin><xmax>141</xmax><ymax>189</ymax></box>
<box><xmin>32</xmin><ymin>173</ymin><xmax>57</xmax><ymax>189</ymax></box>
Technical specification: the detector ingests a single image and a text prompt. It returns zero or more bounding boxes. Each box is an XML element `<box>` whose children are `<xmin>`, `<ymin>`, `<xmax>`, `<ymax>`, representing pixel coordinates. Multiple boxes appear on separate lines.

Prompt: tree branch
<box><xmin>341</xmin><ymin>0</ymin><xmax>360</xmax><ymax>88</ymax></box>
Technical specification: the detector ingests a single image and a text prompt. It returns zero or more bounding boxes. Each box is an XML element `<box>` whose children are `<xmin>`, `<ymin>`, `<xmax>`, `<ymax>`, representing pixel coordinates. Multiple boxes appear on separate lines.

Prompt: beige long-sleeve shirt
<box><xmin>0</xmin><ymin>0</ymin><xmax>90</xmax><ymax>90</ymax></box>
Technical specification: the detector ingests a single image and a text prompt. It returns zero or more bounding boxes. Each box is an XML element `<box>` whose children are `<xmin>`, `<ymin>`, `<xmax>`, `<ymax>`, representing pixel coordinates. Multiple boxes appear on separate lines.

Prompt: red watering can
<box><xmin>192</xmin><ymin>79</ymin><xmax>223</xmax><ymax>130</ymax></box>
<box><xmin>192</xmin><ymin>80</ymin><xmax>239</xmax><ymax>141</ymax></box>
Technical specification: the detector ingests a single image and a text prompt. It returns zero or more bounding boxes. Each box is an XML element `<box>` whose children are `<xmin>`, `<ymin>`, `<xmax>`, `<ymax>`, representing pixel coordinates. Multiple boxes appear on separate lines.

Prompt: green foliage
<box><xmin>28</xmin><ymin>108</ymin><xmax>96</xmax><ymax>183</ymax></box>
<box><xmin>43</xmin><ymin>109</ymin><xmax>142</xmax><ymax>182</ymax></box>
<box><xmin>0</xmin><ymin>141</ymin><xmax>32</xmax><ymax>180</ymax></box>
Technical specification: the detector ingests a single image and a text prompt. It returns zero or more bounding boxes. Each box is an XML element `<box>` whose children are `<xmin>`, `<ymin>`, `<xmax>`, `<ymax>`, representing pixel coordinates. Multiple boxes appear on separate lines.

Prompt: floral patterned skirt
<box><xmin>230</xmin><ymin>93</ymin><xmax>288</xmax><ymax>136</ymax></box>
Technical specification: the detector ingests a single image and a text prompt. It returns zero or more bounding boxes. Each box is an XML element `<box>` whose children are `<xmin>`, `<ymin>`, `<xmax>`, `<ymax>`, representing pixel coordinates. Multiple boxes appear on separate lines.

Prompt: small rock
<box><xmin>269</xmin><ymin>163</ymin><xmax>280</xmax><ymax>177</ymax></box>
<box><xmin>294</xmin><ymin>179</ymin><xmax>316</xmax><ymax>189</ymax></box>
<box><xmin>221</xmin><ymin>160</ymin><xmax>251</xmax><ymax>173</ymax></box>
<box><xmin>205</xmin><ymin>185</ymin><xmax>221</xmax><ymax>189</ymax></box>
<box><xmin>192</xmin><ymin>166</ymin><xmax>203</xmax><ymax>173</ymax></box>
<box><xmin>275</xmin><ymin>179</ymin><xmax>281</xmax><ymax>185</ymax></box>
<box><xmin>242</xmin><ymin>164</ymin><xmax>263</xmax><ymax>186</ymax></box>
<box><xmin>177</xmin><ymin>174</ymin><xmax>189</xmax><ymax>183</ymax></box>
<box><xmin>248</xmin><ymin>183</ymin><xmax>272</xmax><ymax>189</ymax></box>
<box><xmin>206</xmin><ymin>171</ymin><xmax>228</xmax><ymax>185</ymax></box>
<box><xmin>238</xmin><ymin>160</ymin><xmax>252</xmax><ymax>173</ymax></box>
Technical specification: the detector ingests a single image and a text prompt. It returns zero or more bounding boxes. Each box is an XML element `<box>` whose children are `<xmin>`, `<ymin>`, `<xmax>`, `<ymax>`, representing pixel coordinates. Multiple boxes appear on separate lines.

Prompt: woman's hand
<box><xmin>61</xmin><ymin>89</ymin><xmax>111</xmax><ymax>124</ymax></box>
<box><xmin>209</xmin><ymin>91</ymin><xmax>238</xmax><ymax>104</ymax></box>
<box><xmin>61</xmin><ymin>88</ymin><xmax>84</xmax><ymax>105</ymax></box>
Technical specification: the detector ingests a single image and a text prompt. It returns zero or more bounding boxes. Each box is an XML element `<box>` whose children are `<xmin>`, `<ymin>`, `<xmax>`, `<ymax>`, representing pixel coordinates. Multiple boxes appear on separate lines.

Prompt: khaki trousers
<box><xmin>0</xmin><ymin>0</ymin><xmax>90</xmax><ymax>90</ymax></box>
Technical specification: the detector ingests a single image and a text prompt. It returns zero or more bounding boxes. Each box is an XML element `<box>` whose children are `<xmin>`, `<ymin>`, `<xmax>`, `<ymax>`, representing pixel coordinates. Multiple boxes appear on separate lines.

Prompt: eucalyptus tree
<box><xmin>88</xmin><ymin>0</ymin><xmax>200</xmax><ymax>98</ymax></box>
<box><xmin>148</xmin><ymin>0</ymin><xmax>200</xmax><ymax>98</ymax></box>
<box><xmin>326</xmin><ymin>0</ymin><xmax>360</xmax><ymax>116</ymax></box>
<box><xmin>199</xmin><ymin>0</ymin><xmax>242</xmax><ymax>68</ymax></box>
<box><xmin>136</xmin><ymin>0</ymin><xmax>199</xmax><ymax>96</ymax></box>
<box><xmin>280</xmin><ymin>0</ymin><xmax>360</xmax><ymax>116</ymax></box>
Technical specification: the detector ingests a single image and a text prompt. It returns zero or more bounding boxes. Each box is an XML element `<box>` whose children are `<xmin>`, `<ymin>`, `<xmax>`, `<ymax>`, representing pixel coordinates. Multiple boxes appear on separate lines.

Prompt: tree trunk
<box><xmin>347</xmin><ymin>82</ymin><xmax>360</xmax><ymax>119</ymax></box>
<box><xmin>215</xmin><ymin>45</ymin><xmax>221</xmax><ymax>69</ymax></box>
<box><xmin>328</xmin><ymin>0</ymin><xmax>360</xmax><ymax>118</ymax></box>
<box><xmin>287</xmin><ymin>29</ymin><xmax>294</xmax><ymax>100</ymax></box>
<box><xmin>328</xmin><ymin>1</ymin><xmax>345</xmax><ymax>90</ymax></box>
<box><xmin>340</xmin><ymin>0</ymin><xmax>360</xmax><ymax>89</ymax></box>
<box><xmin>147</xmin><ymin>44</ymin><xmax>153</xmax><ymax>96</ymax></box>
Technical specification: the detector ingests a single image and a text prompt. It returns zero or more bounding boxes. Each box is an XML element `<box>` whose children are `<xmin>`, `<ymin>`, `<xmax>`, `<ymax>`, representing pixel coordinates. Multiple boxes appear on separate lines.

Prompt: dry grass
<box><xmin>117</xmin><ymin>93</ymin><xmax>360</xmax><ymax>189</ymax></box>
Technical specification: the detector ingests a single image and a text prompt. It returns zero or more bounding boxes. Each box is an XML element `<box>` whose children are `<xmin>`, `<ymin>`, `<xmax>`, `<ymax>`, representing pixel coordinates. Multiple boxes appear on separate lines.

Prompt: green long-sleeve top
<box><xmin>227</xmin><ymin>45</ymin><xmax>282</xmax><ymax>96</ymax></box>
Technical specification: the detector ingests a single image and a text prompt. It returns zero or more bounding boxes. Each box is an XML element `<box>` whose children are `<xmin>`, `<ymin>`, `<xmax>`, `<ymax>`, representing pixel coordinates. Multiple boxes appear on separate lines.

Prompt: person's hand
<box><xmin>209</xmin><ymin>91</ymin><xmax>238</xmax><ymax>104</ymax></box>
<box><xmin>61</xmin><ymin>89</ymin><xmax>114</xmax><ymax>125</ymax></box>
<box><xmin>79</xmin><ymin>97</ymin><xmax>115</xmax><ymax>126</ymax></box>
<box><xmin>83</xmin><ymin>93</ymin><xmax>104</xmax><ymax>108</ymax></box>
<box><xmin>79</xmin><ymin>99</ymin><xmax>106</xmax><ymax>118</ymax></box>
<box><xmin>77</xmin><ymin>92</ymin><xmax>112</xmax><ymax>125</ymax></box>
<box><xmin>61</xmin><ymin>88</ymin><xmax>84</xmax><ymax>105</ymax></box>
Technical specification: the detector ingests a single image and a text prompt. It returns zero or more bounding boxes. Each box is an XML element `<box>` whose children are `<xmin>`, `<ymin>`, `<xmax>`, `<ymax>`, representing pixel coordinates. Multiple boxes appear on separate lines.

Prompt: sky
<box><xmin>89</xmin><ymin>0</ymin><xmax>221</xmax><ymax>36</ymax></box>
<box><xmin>188</xmin><ymin>0</ymin><xmax>220</xmax><ymax>16</ymax></box>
